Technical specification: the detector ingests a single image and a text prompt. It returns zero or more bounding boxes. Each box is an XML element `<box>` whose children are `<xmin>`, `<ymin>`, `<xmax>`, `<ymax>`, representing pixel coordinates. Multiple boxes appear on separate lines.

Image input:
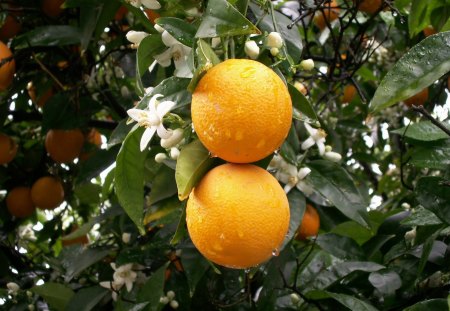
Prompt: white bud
<box><xmin>126</xmin><ymin>31</ymin><xmax>149</xmax><ymax>45</ymax></box>
<box><xmin>211</xmin><ymin>37</ymin><xmax>221</xmax><ymax>48</ymax></box>
<box><xmin>404</xmin><ymin>227</ymin><xmax>416</xmax><ymax>243</ymax></box>
<box><xmin>170</xmin><ymin>300</ymin><xmax>179</xmax><ymax>309</ymax></box>
<box><xmin>121</xmin><ymin>86</ymin><xmax>130</xmax><ymax>98</ymax></box>
<box><xmin>142</xmin><ymin>0</ymin><xmax>161</xmax><ymax>9</ymax></box>
<box><xmin>7</xmin><ymin>282</ymin><xmax>20</xmax><ymax>293</ymax></box>
<box><xmin>170</xmin><ymin>147</ymin><xmax>180</xmax><ymax>160</ymax></box>
<box><xmin>26</xmin><ymin>291</ymin><xmax>33</xmax><ymax>298</ymax></box>
<box><xmin>122</xmin><ymin>232</ymin><xmax>131</xmax><ymax>244</ymax></box>
<box><xmin>300</xmin><ymin>59</ymin><xmax>315</xmax><ymax>71</ymax></box>
<box><xmin>160</xmin><ymin>128</ymin><xmax>184</xmax><ymax>149</ymax></box>
<box><xmin>401</xmin><ymin>202</ymin><xmax>411</xmax><ymax>209</ymax></box>
<box><xmin>28</xmin><ymin>305</ymin><xmax>35</xmax><ymax>311</ymax></box>
<box><xmin>244</xmin><ymin>40</ymin><xmax>260</xmax><ymax>60</ymax></box>
<box><xmin>266</xmin><ymin>32</ymin><xmax>283</xmax><ymax>49</ymax></box>
<box><xmin>323</xmin><ymin>151</ymin><xmax>342</xmax><ymax>162</ymax></box>
<box><xmin>155</xmin><ymin>153</ymin><xmax>167</xmax><ymax>163</ymax></box>
<box><xmin>160</xmin><ymin>296</ymin><xmax>169</xmax><ymax>304</ymax></box>
<box><xmin>166</xmin><ymin>290</ymin><xmax>175</xmax><ymax>300</ymax></box>
<box><xmin>290</xmin><ymin>293</ymin><xmax>301</xmax><ymax>304</ymax></box>
<box><xmin>154</xmin><ymin>24</ymin><xmax>165</xmax><ymax>33</ymax></box>
<box><xmin>270</xmin><ymin>47</ymin><xmax>279</xmax><ymax>56</ymax></box>
<box><xmin>114</xmin><ymin>67</ymin><xmax>124</xmax><ymax>78</ymax></box>
<box><xmin>293</xmin><ymin>81</ymin><xmax>307</xmax><ymax>96</ymax></box>
<box><xmin>126</xmin><ymin>0</ymin><xmax>141</xmax><ymax>8</ymax></box>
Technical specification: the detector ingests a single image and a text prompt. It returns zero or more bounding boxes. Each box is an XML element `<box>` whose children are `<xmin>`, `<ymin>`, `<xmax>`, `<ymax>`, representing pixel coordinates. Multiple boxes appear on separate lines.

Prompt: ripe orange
<box><xmin>314</xmin><ymin>0</ymin><xmax>340</xmax><ymax>30</ymax></box>
<box><xmin>404</xmin><ymin>88</ymin><xmax>428</xmax><ymax>107</ymax></box>
<box><xmin>6</xmin><ymin>187</ymin><xmax>35</xmax><ymax>218</ymax></box>
<box><xmin>296</xmin><ymin>204</ymin><xmax>320</xmax><ymax>240</ymax></box>
<box><xmin>27</xmin><ymin>83</ymin><xmax>53</xmax><ymax>108</ymax></box>
<box><xmin>42</xmin><ymin>0</ymin><xmax>65</xmax><ymax>18</ymax></box>
<box><xmin>191</xmin><ymin>59</ymin><xmax>292</xmax><ymax>163</ymax></box>
<box><xmin>79</xmin><ymin>128</ymin><xmax>102</xmax><ymax>161</ymax></box>
<box><xmin>0</xmin><ymin>40</ymin><xmax>15</xmax><ymax>91</ymax></box>
<box><xmin>423</xmin><ymin>26</ymin><xmax>437</xmax><ymax>37</ymax></box>
<box><xmin>0</xmin><ymin>133</ymin><xmax>17</xmax><ymax>165</ymax></box>
<box><xmin>62</xmin><ymin>225</ymin><xmax>89</xmax><ymax>247</ymax></box>
<box><xmin>186</xmin><ymin>163</ymin><xmax>290</xmax><ymax>269</ymax></box>
<box><xmin>31</xmin><ymin>176</ymin><xmax>65</xmax><ymax>210</ymax></box>
<box><xmin>354</xmin><ymin>0</ymin><xmax>382</xmax><ymax>14</ymax></box>
<box><xmin>45</xmin><ymin>129</ymin><xmax>85</xmax><ymax>163</ymax></box>
<box><xmin>342</xmin><ymin>84</ymin><xmax>357</xmax><ymax>103</ymax></box>
<box><xmin>0</xmin><ymin>14</ymin><xmax>21</xmax><ymax>41</ymax></box>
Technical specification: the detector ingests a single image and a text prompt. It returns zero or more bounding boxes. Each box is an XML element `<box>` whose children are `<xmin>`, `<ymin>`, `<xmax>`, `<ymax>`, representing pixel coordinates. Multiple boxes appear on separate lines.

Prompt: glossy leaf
<box><xmin>76</xmin><ymin>146</ymin><xmax>121</xmax><ymax>184</ymax></box>
<box><xmin>175</xmin><ymin>139</ymin><xmax>215</xmax><ymax>201</ymax></box>
<box><xmin>416</xmin><ymin>176</ymin><xmax>450</xmax><ymax>225</ymax></box>
<box><xmin>31</xmin><ymin>282</ymin><xmax>75</xmax><ymax>311</ymax></box>
<box><xmin>61</xmin><ymin>247</ymin><xmax>110</xmax><ymax>282</ymax></box>
<box><xmin>307</xmin><ymin>160</ymin><xmax>370</xmax><ymax>228</ymax></box>
<box><xmin>180</xmin><ymin>244</ymin><xmax>211</xmax><ymax>296</ymax></box>
<box><xmin>368</xmin><ymin>269</ymin><xmax>402</xmax><ymax>295</ymax></box>
<box><xmin>369</xmin><ymin>31</ymin><xmax>450</xmax><ymax>114</ymax></box>
<box><xmin>148</xmin><ymin>165</ymin><xmax>177</xmax><ymax>205</ymax></box>
<box><xmin>137</xmin><ymin>34</ymin><xmax>165</xmax><ymax>78</ymax></box>
<box><xmin>138</xmin><ymin>77</ymin><xmax>192</xmax><ymax>110</ymax></box>
<box><xmin>306</xmin><ymin>290</ymin><xmax>379</xmax><ymax>311</ymax></box>
<box><xmin>66</xmin><ymin>286</ymin><xmax>109</xmax><ymax>311</ymax></box>
<box><xmin>316</xmin><ymin>233</ymin><xmax>365</xmax><ymax>260</ymax></box>
<box><xmin>331</xmin><ymin>221</ymin><xmax>374</xmax><ymax>245</ymax></box>
<box><xmin>115</xmin><ymin>128</ymin><xmax>149</xmax><ymax>234</ymax></box>
<box><xmin>195</xmin><ymin>0</ymin><xmax>260</xmax><ymax>38</ymax></box>
<box><xmin>156</xmin><ymin>17</ymin><xmax>196</xmax><ymax>47</ymax></box>
<box><xmin>282</xmin><ymin>189</ymin><xmax>305</xmax><ymax>248</ymax></box>
<box><xmin>13</xmin><ymin>26</ymin><xmax>82</xmax><ymax>49</ymax></box>
<box><xmin>404</xmin><ymin>299</ymin><xmax>449</xmax><ymax>310</ymax></box>
<box><xmin>137</xmin><ymin>263</ymin><xmax>168</xmax><ymax>311</ymax></box>
<box><xmin>410</xmin><ymin>141</ymin><xmax>450</xmax><ymax>170</ymax></box>
<box><xmin>401</xmin><ymin>207</ymin><xmax>443</xmax><ymax>226</ymax></box>
<box><xmin>391</xmin><ymin>121</ymin><xmax>450</xmax><ymax>141</ymax></box>
<box><xmin>170</xmin><ymin>205</ymin><xmax>188</xmax><ymax>245</ymax></box>
<box><xmin>196</xmin><ymin>39</ymin><xmax>221</xmax><ymax>66</ymax></box>
<box><xmin>362</xmin><ymin>235</ymin><xmax>396</xmax><ymax>259</ymax></box>
<box><xmin>74</xmin><ymin>182</ymin><xmax>101</xmax><ymax>205</ymax></box>
<box><xmin>408</xmin><ymin>0</ymin><xmax>444</xmax><ymax>38</ymax></box>
<box><xmin>288</xmin><ymin>84</ymin><xmax>318</xmax><ymax>124</ymax></box>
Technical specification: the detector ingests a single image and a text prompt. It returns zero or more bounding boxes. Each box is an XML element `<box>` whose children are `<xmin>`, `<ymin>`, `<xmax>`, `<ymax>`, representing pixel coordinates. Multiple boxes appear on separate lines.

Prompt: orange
<box><xmin>27</xmin><ymin>83</ymin><xmax>53</xmax><ymax>108</ymax></box>
<box><xmin>186</xmin><ymin>163</ymin><xmax>290</xmax><ymax>269</ymax></box>
<box><xmin>31</xmin><ymin>176</ymin><xmax>65</xmax><ymax>210</ymax></box>
<box><xmin>191</xmin><ymin>59</ymin><xmax>292</xmax><ymax>163</ymax></box>
<box><xmin>79</xmin><ymin>128</ymin><xmax>102</xmax><ymax>161</ymax></box>
<box><xmin>0</xmin><ymin>133</ymin><xmax>17</xmax><ymax>164</ymax></box>
<box><xmin>0</xmin><ymin>40</ymin><xmax>15</xmax><ymax>91</ymax></box>
<box><xmin>342</xmin><ymin>84</ymin><xmax>357</xmax><ymax>103</ymax></box>
<box><xmin>6</xmin><ymin>187</ymin><xmax>35</xmax><ymax>218</ymax></box>
<box><xmin>314</xmin><ymin>0</ymin><xmax>340</xmax><ymax>30</ymax></box>
<box><xmin>0</xmin><ymin>14</ymin><xmax>21</xmax><ymax>41</ymax></box>
<box><xmin>42</xmin><ymin>0</ymin><xmax>65</xmax><ymax>18</ymax></box>
<box><xmin>45</xmin><ymin>129</ymin><xmax>85</xmax><ymax>163</ymax></box>
<box><xmin>296</xmin><ymin>204</ymin><xmax>320</xmax><ymax>240</ymax></box>
<box><xmin>354</xmin><ymin>0</ymin><xmax>382</xmax><ymax>14</ymax></box>
<box><xmin>62</xmin><ymin>225</ymin><xmax>89</xmax><ymax>246</ymax></box>
<box><xmin>404</xmin><ymin>88</ymin><xmax>428</xmax><ymax>107</ymax></box>
<box><xmin>423</xmin><ymin>26</ymin><xmax>437</xmax><ymax>37</ymax></box>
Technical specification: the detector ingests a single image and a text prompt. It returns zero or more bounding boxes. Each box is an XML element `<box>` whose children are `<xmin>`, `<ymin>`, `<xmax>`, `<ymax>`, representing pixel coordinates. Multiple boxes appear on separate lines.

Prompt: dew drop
<box><xmin>272</xmin><ymin>248</ymin><xmax>280</xmax><ymax>257</ymax></box>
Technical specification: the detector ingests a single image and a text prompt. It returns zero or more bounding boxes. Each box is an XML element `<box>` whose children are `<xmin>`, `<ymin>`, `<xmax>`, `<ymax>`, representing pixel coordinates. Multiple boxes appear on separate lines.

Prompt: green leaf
<box><xmin>13</xmin><ymin>26</ymin><xmax>82</xmax><ymax>49</ymax></box>
<box><xmin>410</xmin><ymin>140</ymin><xmax>450</xmax><ymax>169</ymax></box>
<box><xmin>368</xmin><ymin>269</ymin><xmax>402</xmax><ymax>295</ymax></box>
<box><xmin>288</xmin><ymin>84</ymin><xmax>318</xmax><ymax>124</ymax></box>
<box><xmin>170</xmin><ymin>205</ymin><xmax>188</xmax><ymax>245</ymax></box>
<box><xmin>391</xmin><ymin>121</ymin><xmax>450</xmax><ymax>141</ymax></box>
<box><xmin>401</xmin><ymin>207</ymin><xmax>443</xmax><ymax>226</ymax></box>
<box><xmin>66</xmin><ymin>286</ymin><xmax>109</xmax><ymax>311</ymax></box>
<box><xmin>306</xmin><ymin>290</ymin><xmax>379</xmax><ymax>311</ymax></box>
<box><xmin>139</xmin><ymin>77</ymin><xmax>192</xmax><ymax>110</ymax></box>
<box><xmin>31</xmin><ymin>282</ymin><xmax>75</xmax><ymax>311</ymax></box>
<box><xmin>137</xmin><ymin>264</ymin><xmax>168</xmax><ymax>311</ymax></box>
<box><xmin>61</xmin><ymin>247</ymin><xmax>110</xmax><ymax>282</ymax></box>
<box><xmin>137</xmin><ymin>34</ymin><xmax>165</xmax><ymax>78</ymax></box>
<box><xmin>148</xmin><ymin>165</ymin><xmax>177</xmax><ymax>205</ymax></box>
<box><xmin>307</xmin><ymin>160</ymin><xmax>370</xmax><ymax>228</ymax></box>
<box><xmin>79</xmin><ymin>2</ymin><xmax>99</xmax><ymax>51</ymax></box>
<box><xmin>331</xmin><ymin>221</ymin><xmax>373</xmax><ymax>245</ymax></box>
<box><xmin>282</xmin><ymin>189</ymin><xmax>305</xmax><ymax>248</ymax></box>
<box><xmin>180</xmin><ymin>244</ymin><xmax>211</xmax><ymax>296</ymax></box>
<box><xmin>156</xmin><ymin>17</ymin><xmax>197</xmax><ymax>47</ymax></box>
<box><xmin>404</xmin><ymin>299</ymin><xmax>449</xmax><ymax>310</ymax></box>
<box><xmin>195</xmin><ymin>0</ymin><xmax>260</xmax><ymax>38</ymax></box>
<box><xmin>362</xmin><ymin>235</ymin><xmax>396</xmax><ymax>259</ymax></box>
<box><xmin>115</xmin><ymin>127</ymin><xmax>149</xmax><ymax>234</ymax></box>
<box><xmin>409</xmin><ymin>0</ymin><xmax>444</xmax><ymax>38</ymax></box>
<box><xmin>369</xmin><ymin>31</ymin><xmax>450</xmax><ymax>114</ymax></box>
<box><xmin>416</xmin><ymin>176</ymin><xmax>450</xmax><ymax>225</ymax></box>
<box><xmin>74</xmin><ymin>182</ymin><xmax>101</xmax><ymax>205</ymax></box>
<box><xmin>76</xmin><ymin>145</ymin><xmax>121</xmax><ymax>184</ymax></box>
<box><xmin>175</xmin><ymin>139</ymin><xmax>215</xmax><ymax>201</ymax></box>
<box><xmin>316</xmin><ymin>233</ymin><xmax>365</xmax><ymax>260</ymax></box>
<box><xmin>196</xmin><ymin>39</ymin><xmax>221</xmax><ymax>66</ymax></box>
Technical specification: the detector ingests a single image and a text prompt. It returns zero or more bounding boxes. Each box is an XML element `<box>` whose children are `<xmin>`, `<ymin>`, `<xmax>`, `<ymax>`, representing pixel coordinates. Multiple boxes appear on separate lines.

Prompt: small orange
<box><xmin>404</xmin><ymin>88</ymin><xmax>428</xmax><ymax>107</ymax></box>
<box><xmin>186</xmin><ymin>163</ymin><xmax>290</xmax><ymax>269</ymax></box>
<box><xmin>31</xmin><ymin>176</ymin><xmax>65</xmax><ymax>210</ymax></box>
<box><xmin>314</xmin><ymin>0</ymin><xmax>340</xmax><ymax>30</ymax></box>
<box><xmin>45</xmin><ymin>129</ymin><xmax>85</xmax><ymax>163</ymax></box>
<box><xmin>62</xmin><ymin>225</ymin><xmax>89</xmax><ymax>246</ymax></box>
<box><xmin>41</xmin><ymin>0</ymin><xmax>65</xmax><ymax>18</ymax></box>
<box><xmin>423</xmin><ymin>26</ymin><xmax>437</xmax><ymax>37</ymax></box>
<box><xmin>6</xmin><ymin>187</ymin><xmax>35</xmax><ymax>218</ymax></box>
<box><xmin>0</xmin><ymin>14</ymin><xmax>21</xmax><ymax>41</ymax></box>
<box><xmin>0</xmin><ymin>133</ymin><xmax>17</xmax><ymax>164</ymax></box>
<box><xmin>191</xmin><ymin>59</ymin><xmax>292</xmax><ymax>163</ymax></box>
<box><xmin>296</xmin><ymin>204</ymin><xmax>320</xmax><ymax>240</ymax></box>
<box><xmin>79</xmin><ymin>128</ymin><xmax>102</xmax><ymax>161</ymax></box>
<box><xmin>27</xmin><ymin>83</ymin><xmax>53</xmax><ymax>108</ymax></box>
<box><xmin>0</xmin><ymin>40</ymin><xmax>15</xmax><ymax>91</ymax></box>
<box><xmin>342</xmin><ymin>84</ymin><xmax>357</xmax><ymax>103</ymax></box>
<box><xmin>354</xmin><ymin>0</ymin><xmax>382</xmax><ymax>14</ymax></box>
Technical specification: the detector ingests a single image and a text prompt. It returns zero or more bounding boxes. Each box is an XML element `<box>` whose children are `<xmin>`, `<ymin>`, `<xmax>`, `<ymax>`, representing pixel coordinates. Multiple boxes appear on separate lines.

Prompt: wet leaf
<box><xmin>391</xmin><ymin>121</ymin><xmax>450</xmax><ymax>141</ymax></box>
<box><xmin>416</xmin><ymin>176</ymin><xmax>450</xmax><ymax>225</ymax></box>
<box><xmin>288</xmin><ymin>84</ymin><xmax>318</xmax><ymax>124</ymax></box>
<box><xmin>410</xmin><ymin>140</ymin><xmax>450</xmax><ymax>170</ymax></box>
<box><xmin>13</xmin><ymin>26</ymin><xmax>82</xmax><ymax>49</ymax></box>
<box><xmin>66</xmin><ymin>286</ymin><xmax>109</xmax><ymax>311</ymax></box>
<box><xmin>316</xmin><ymin>233</ymin><xmax>365</xmax><ymax>260</ymax></box>
<box><xmin>404</xmin><ymin>299</ymin><xmax>449</xmax><ymax>310</ymax></box>
<box><xmin>306</xmin><ymin>290</ymin><xmax>379</xmax><ymax>311</ymax></box>
<box><xmin>156</xmin><ymin>17</ymin><xmax>196</xmax><ymax>47</ymax></box>
<box><xmin>31</xmin><ymin>283</ymin><xmax>75</xmax><ymax>311</ymax></box>
<box><xmin>368</xmin><ymin>269</ymin><xmax>402</xmax><ymax>295</ymax></box>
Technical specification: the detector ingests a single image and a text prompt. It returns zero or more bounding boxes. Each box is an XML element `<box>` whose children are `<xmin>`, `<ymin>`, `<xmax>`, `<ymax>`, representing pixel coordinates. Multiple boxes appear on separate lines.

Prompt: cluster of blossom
<box><xmin>100</xmin><ymin>262</ymin><xmax>147</xmax><ymax>301</ymax></box>
<box><xmin>5</xmin><ymin>282</ymin><xmax>35</xmax><ymax>310</ymax></box>
<box><xmin>244</xmin><ymin>31</ymin><xmax>284</xmax><ymax>59</ymax></box>
<box><xmin>159</xmin><ymin>290</ymin><xmax>179</xmax><ymax>309</ymax></box>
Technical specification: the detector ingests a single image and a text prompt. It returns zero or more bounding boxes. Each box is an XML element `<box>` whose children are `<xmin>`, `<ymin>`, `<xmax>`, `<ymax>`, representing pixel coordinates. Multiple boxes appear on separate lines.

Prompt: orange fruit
<box><xmin>191</xmin><ymin>59</ymin><xmax>292</xmax><ymax>163</ymax></box>
<box><xmin>62</xmin><ymin>225</ymin><xmax>89</xmax><ymax>246</ymax></box>
<box><xmin>27</xmin><ymin>83</ymin><xmax>53</xmax><ymax>108</ymax></box>
<box><xmin>79</xmin><ymin>128</ymin><xmax>102</xmax><ymax>161</ymax></box>
<box><xmin>404</xmin><ymin>88</ymin><xmax>428</xmax><ymax>107</ymax></box>
<box><xmin>31</xmin><ymin>176</ymin><xmax>65</xmax><ymax>210</ymax></box>
<box><xmin>45</xmin><ymin>129</ymin><xmax>85</xmax><ymax>163</ymax></box>
<box><xmin>314</xmin><ymin>0</ymin><xmax>340</xmax><ymax>30</ymax></box>
<box><xmin>423</xmin><ymin>26</ymin><xmax>437</xmax><ymax>37</ymax></box>
<box><xmin>354</xmin><ymin>0</ymin><xmax>382</xmax><ymax>14</ymax></box>
<box><xmin>6</xmin><ymin>187</ymin><xmax>36</xmax><ymax>218</ymax></box>
<box><xmin>186</xmin><ymin>163</ymin><xmax>290</xmax><ymax>269</ymax></box>
<box><xmin>296</xmin><ymin>204</ymin><xmax>320</xmax><ymax>240</ymax></box>
<box><xmin>0</xmin><ymin>14</ymin><xmax>21</xmax><ymax>41</ymax></box>
<box><xmin>145</xmin><ymin>9</ymin><xmax>160</xmax><ymax>24</ymax></box>
<box><xmin>0</xmin><ymin>133</ymin><xmax>17</xmax><ymax>164</ymax></box>
<box><xmin>0</xmin><ymin>40</ymin><xmax>15</xmax><ymax>91</ymax></box>
<box><xmin>342</xmin><ymin>84</ymin><xmax>357</xmax><ymax>103</ymax></box>
<box><xmin>42</xmin><ymin>0</ymin><xmax>65</xmax><ymax>18</ymax></box>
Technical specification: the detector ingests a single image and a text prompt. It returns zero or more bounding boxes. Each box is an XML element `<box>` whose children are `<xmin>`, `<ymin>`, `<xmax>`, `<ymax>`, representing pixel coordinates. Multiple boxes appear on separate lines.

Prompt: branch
<box><xmin>411</xmin><ymin>105</ymin><xmax>450</xmax><ymax>137</ymax></box>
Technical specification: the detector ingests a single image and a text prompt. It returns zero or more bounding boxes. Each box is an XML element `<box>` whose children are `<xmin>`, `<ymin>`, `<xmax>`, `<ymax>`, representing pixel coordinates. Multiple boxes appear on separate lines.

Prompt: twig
<box><xmin>411</xmin><ymin>105</ymin><xmax>450</xmax><ymax>137</ymax></box>
<box><xmin>31</xmin><ymin>51</ymin><xmax>65</xmax><ymax>90</ymax></box>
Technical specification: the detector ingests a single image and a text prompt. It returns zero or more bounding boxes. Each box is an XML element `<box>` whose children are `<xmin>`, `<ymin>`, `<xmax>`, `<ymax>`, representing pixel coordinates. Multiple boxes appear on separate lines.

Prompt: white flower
<box><xmin>300</xmin><ymin>59</ymin><xmax>315</xmax><ymax>71</ymax></box>
<box><xmin>122</xmin><ymin>232</ymin><xmax>131</xmax><ymax>243</ymax></box>
<box><xmin>154</xmin><ymin>24</ymin><xmax>165</xmax><ymax>33</ymax></box>
<box><xmin>126</xmin><ymin>0</ymin><xmax>161</xmax><ymax>9</ymax></box>
<box><xmin>99</xmin><ymin>281</ymin><xmax>121</xmax><ymax>301</ymax></box>
<box><xmin>126</xmin><ymin>31</ymin><xmax>149</xmax><ymax>46</ymax></box>
<box><xmin>7</xmin><ymin>282</ymin><xmax>20</xmax><ymax>295</ymax></box>
<box><xmin>301</xmin><ymin>123</ymin><xmax>327</xmax><ymax>155</ymax></box>
<box><xmin>266</xmin><ymin>32</ymin><xmax>283</xmax><ymax>49</ymax></box>
<box><xmin>154</xmin><ymin>30</ymin><xmax>192</xmax><ymax>78</ymax></box>
<box><xmin>244</xmin><ymin>40</ymin><xmax>259</xmax><ymax>59</ymax></box>
<box><xmin>111</xmin><ymin>263</ymin><xmax>137</xmax><ymax>292</ymax></box>
<box><xmin>127</xmin><ymin>94</ymin><xmax>175</xmax><ymax>151</ymax></box>
<box><xmin>276</xmin><ymin>164</ymin><xmax>314</xmax><ymax>194</ymax></box>
<box><xmin>155</xmin><ymin>152</ymin><xmax>167</xmax><ymax>163</ymax></box>
<box><xmin>160</xmin><ymin>128</ymin><xmax>183</xmax><ymax>149</ymax></box>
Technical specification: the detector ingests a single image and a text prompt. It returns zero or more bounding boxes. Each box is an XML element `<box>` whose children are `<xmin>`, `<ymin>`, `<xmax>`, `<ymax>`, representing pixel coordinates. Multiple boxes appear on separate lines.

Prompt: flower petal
<box><xmin>127</xmin><ymin>108</ymin><xmax>147</xmax><ymax>122</ymax></box>
<box><xmin>161</xmin><ymin>30</ymin><xmax>179</xmax><ymax>47</ymax></box>
<box><xmin>156</xmin><ymin>100</ymin><xmax>175</xmax><ymax>117</ymax></box>
<box><xmin>304</xmin><ymin>123</ymin><xmax>316</xmax><ymax>136</ymax></box>
<box><xmin>141</xmin><ymin>0</ymin><xmax>161</xmax><ymax>9</ymax></box>
<box><xmin>148</xmin><ymin>94</ymin><xmax>163</xmax><ymax>112</ymax></box>
<box><xmin>140</xmin><ymin>127</ymin><xmax>156</xmax><ymax>151</ymax></box>
<box><xmin>301</xmin><ymin>137</ymin><xmax>315</xmax><ymax>150</ymax></box>
<box><xmin>298</xmin><ymin>167</ymin><xmax>311</xmax><ymax>180</ymax></box>
<box><xmin>154</xmin><ymin>49</ymin><xmax>173</xmax><ymax>67</ymax></box>
<box><xmin>283</xmin><ymin>183</ymin><xmax>294</xmax><ymax>193</ymax></box>
<box><xmin>296</xmin><ymin>181</ymin><xmax>314</xmax><ymax>196</ymax></box>
<box><xmin>156</xmin><ymin>124</ymin><xmax>172</xmax><ymax>139</ymax></box>
<box><xmin>317</xmin><ymin>140</ymin><xmax>326</xmax><ymax>155</ymax></box>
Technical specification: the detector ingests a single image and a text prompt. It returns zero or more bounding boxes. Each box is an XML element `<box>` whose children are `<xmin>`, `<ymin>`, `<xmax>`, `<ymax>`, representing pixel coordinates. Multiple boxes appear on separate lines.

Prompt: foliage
<box><xmin>1</xmin><ymin>0</ymin><xmax>450</xmax><ymax>310</ymax></box>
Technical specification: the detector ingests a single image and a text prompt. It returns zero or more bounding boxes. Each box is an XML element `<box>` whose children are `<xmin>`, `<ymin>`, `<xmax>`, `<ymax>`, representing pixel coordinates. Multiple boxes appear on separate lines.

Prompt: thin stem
<box><xmin>31</xmin><ymin>51</ymin><xmax>65</xmax><ymax>90</ymax></box>
<box><xmin>411</xmin><ymin>105</ymin><xmax>450</xmax><ymax>137</ymax></box>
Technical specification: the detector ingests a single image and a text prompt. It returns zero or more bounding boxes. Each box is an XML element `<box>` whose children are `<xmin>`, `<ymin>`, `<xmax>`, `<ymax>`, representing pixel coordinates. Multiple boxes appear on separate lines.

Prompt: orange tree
<box><xmin>1</xmin><ymin>0</ymin><xmax>450</xmax><ymax>310</ymax></box>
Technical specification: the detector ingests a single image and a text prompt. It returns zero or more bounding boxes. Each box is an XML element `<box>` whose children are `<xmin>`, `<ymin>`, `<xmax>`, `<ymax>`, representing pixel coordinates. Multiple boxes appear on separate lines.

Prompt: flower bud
<box><xmin>266</xmin><ymin>32</ymin><xmax>283</xmax><ymax>49</ymax></box>
<box><xmin>290</xmin><ymin>293</ymin><xmax>301</xmax><ymax>304</ymax></box>
<box><xmin>121</xmin><ymin>86</ymin><xmax>130</xmax><ymax>98</ymax></box>
<box><xmin>293</xmin><ymin>81</ymin><xmax>308</xmax><ymax>96</ymax></box>
<box><xmin>155</xmin><ymin>153</ymin><xmax>167</xmax><ymax>163</ymax></box>
<box><xmin>126</xmin><ymin>31</ymin><xmax>149</xmax><ymax>45</ymax></box>
<box><xmin>7</xmin><ymin>282</ymin><xmax>20</xmax><ymax>293</ymax></box>
<box><xmin>211</xmin><ymin>37</ymin><xmax>221</xmax><ymax>48</ymax></box>
<box><xmin>166</xmin><ymin>290</ymin><xmax>175</xmax><ymax>300</ymax></box>
<box><xmin>323</xmin><ymin>151</ymin><xmax>342</xmax><ymax>162</ymax></box>
<box><xmin>300</xmin><ymin>59</ymin><xmax>315</xmax><ymax>71</ymax></box>
<box><xmin>244</xmin><ymin>40</ymin><xmax>259</xmax><ymax>60</ymax></box>
<box><xmin>170</xmin><ymin>147</ymin><xmax>180</xmax><ymax>160</ymax></box>
<box><xmin>160</xmin><ymin>128</ymin><xmax>184</xmax><ymax>149</ymax></box>
<box><xmin>122</xmin><ymin>232</ymin><xmax>131</xmax><ymax>244</ymax></box>
<box><xmin>28</xmin><ymin>305</ymin><xmax>35</xmax><ymax>311</ymax></box>
<box><xmin>404</xmin><ymin>227</ymin><xmax>416</xmax><ymax>243</ymax></box>
<box><xmin>170</xmin><ymin>300</ymin><xmax>179</xmax><ymax>309</ymax></box>
<box><xmin>160</xmin><ymin>296</ymin><xmax>169</xmax><ymax>304</ymax></box>
<box><xmin>270</xmin><ymin>47</ymin><xmax>279</xmax><ymax>56</ymax></box>
<box><xmin>26</xmin><ymin>291</ymin><xmax>33</xmax><ymax>298</ymax></box>
<box><xmin>142</xmin><ymin>0</ymin><xmax>161</xmax><ymax>10</ymax></box>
